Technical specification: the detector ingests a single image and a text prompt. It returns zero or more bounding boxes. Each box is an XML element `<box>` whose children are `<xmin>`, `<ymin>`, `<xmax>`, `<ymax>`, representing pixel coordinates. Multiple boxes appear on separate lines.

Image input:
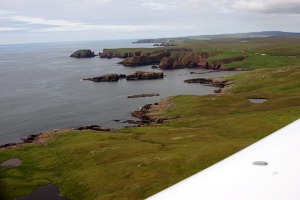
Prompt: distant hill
<box><xmin>186</xmin><ymin>31</ymin><xmax>300</xmax><ymax>40</ymax></box>
<box><xmin>134</xmin><ymin>31</ymin><xmax>300</xmax><ymax>43</ymax></box>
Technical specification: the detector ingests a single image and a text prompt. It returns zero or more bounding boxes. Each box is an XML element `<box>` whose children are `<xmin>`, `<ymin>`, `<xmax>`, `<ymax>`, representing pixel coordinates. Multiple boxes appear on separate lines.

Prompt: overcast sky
<box><xmin>0</xmin><ymin>0</ymin><xmax>300</xmax><ymax>44</ymax></box>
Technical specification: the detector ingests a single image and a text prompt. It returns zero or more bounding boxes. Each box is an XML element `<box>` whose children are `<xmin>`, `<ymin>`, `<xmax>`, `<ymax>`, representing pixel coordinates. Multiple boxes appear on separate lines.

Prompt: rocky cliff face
<box><xmin>99</xmin><ymin>47</ymin><xmax>247</xmax><ymax>70</ymax></box>
<box><xmin>100</xmin><ymin>49</ymin><xmax>142</xmax><ymax>59</ymax></box>
<box><xmin>120</xmin><ymin>52</ymin><xmax>170</xmax><ymax>66</ymax></box>
<box><xmin>159</xmin><ymin>52</ymin><xmax>217</xmax><ymax>69</ymax></box>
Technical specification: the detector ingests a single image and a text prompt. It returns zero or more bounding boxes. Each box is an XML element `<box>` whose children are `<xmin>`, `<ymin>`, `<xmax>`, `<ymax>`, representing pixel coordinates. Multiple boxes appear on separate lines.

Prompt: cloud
<box><xmin>0</xmin><ymin>27</ymin><xmax>29</xmax><ymax>32</ymax></box>
<box><xmin>233</xmin><ymin>1</ymin><xmax>264</xmax><ymax>11</ymax></box>
<box><xmin>233</xmin><ymin>0</ymin><xmax>300</xmax><ymax>14</ymax></box>
<box><xmin>0</xmin><ymin>15</ymin><xmax>163</xmax><ymax>32</ymax></box>
<box><xmin>141</xmin><ymin>0</ymin><xmax>176</xmax><ymax>10</ymax></box>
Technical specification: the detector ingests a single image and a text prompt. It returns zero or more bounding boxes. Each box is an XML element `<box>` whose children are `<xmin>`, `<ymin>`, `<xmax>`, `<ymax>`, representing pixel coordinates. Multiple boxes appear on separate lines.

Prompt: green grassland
<box><xmin>1</xmin><ymin>36</ymin><xmax>300</xmax><ymax>200</ymax></box>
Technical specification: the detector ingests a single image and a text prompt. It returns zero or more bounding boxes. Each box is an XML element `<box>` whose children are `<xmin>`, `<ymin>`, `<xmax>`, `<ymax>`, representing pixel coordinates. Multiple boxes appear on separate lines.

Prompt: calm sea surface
<box><xmin>0</xmin><ymin>40</ymin><xmax>242</xmax><ymax>145</ymax></box>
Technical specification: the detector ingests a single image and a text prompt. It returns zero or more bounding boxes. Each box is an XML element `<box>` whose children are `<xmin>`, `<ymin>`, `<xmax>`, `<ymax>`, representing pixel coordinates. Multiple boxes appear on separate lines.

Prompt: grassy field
<box><xmin>1</xmin><ymin>36</ymin><xmax>300</xmax><ymax>200</ymax></box>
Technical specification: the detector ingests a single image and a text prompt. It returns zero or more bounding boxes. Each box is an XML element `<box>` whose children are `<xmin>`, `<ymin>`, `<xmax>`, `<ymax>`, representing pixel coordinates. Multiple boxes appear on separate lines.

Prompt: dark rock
<box><xmin>76</xmin><ymin>125</ymin><xmax>112</xmax><ymax>131</ymax></box>
<box><xmin>184</xmin><ymin>78</ymin><xmax>214</xmax><ymax>84</ymax></box>
<box><xmin>70</xmin><ymin>49</ymin><xmax>95</xmax><ymax>58</ymax></box>
<box><xmin>151</xmin><ymin>65</ymin><xmax>159</xmax><ymax>69</ymax></box>
<box><xmin>127</xmin><ymin>93</ymin><xmax>160</xmax><ymax>98</ymax></box>
<box><xmin>126</xmin><ymin>71</ymin><xmax>163</xmax><ymax>80</ymax></box>
<box><xmin>126</xmin><ymin>120</ymin><xmax>150</xmax><ymax>125</ymax></box>
<box><xmin>21</xmin><ymin>134</ymin><xmax>40</xmax><ymax>143</ymax></box>
<box><xmin>84</xmin><ymin>74</ymin><xmax>120</xmax><ymax>82</ymax></box>
<box><xmin>0</xmin><ymin>143</ymin><xmax>18</xmax><ymax>149</ymax></box>
<box><xmin>119</xmin><ymin>74</ymin><xmax>127</xmax><ymax>79</ymax></box>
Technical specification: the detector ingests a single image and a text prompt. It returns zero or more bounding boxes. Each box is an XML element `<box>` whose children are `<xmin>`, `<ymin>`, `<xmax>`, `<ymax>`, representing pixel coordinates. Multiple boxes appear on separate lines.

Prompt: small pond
<box><xmin>0</xmin><ymin>158</ymin><xmax>21</xmax><ymax>168</ymax></box>
<box><xmin>16</xmin><ymin>184</ymin><xmax>70</xmax><ymax>200</ymax></box>
<box><xmin>248</xmin><ymin>98</ymin><xmax>268</xmax><ymax>104</ymax></box>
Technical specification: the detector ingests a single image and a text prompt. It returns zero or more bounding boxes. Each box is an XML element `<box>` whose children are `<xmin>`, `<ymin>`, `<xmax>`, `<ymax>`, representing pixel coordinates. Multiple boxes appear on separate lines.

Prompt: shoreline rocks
<box><xmin>127</xmin><ymin>93</ymin><xmax>160</xmax><ymax>98</ymax></box>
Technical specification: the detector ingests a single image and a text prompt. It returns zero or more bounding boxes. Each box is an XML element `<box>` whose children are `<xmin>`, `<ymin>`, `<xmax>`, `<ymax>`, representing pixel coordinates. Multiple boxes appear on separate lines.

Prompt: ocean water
<box><xmin>0</xmin><ymin>40</ymin><xmax>241</xmax><ymax>145</ymax></box>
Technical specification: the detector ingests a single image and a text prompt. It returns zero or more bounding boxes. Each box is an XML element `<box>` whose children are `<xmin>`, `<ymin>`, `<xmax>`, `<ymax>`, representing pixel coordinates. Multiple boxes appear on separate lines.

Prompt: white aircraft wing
<box><xmin>147</xmin><ymin>118</ymin><xmax>300</xmax><ymax>200</ymax></box>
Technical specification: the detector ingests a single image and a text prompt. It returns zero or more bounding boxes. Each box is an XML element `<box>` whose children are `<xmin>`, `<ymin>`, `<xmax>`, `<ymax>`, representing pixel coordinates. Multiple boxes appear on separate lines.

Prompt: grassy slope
<box><xmin>1</xmin><ymin>37</ymin><xmax>300</xmax><ymax>200</ymax></box>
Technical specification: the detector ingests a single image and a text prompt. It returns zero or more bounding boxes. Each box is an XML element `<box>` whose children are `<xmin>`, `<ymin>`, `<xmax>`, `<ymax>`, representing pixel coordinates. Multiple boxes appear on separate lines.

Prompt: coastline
<box><xmin>0</xmin><ymin>75</ymin><xmax>232</xmax><ymax>150</ymax></box>
<box><xmin>2</xmin><ymin>36</ymin><xmax>300</xmax><ymax>200</ymax></box>
<box><xmin>0</xmin><ymin>97</ymin><xmax>177</xmax><ymax>149</ymax></box>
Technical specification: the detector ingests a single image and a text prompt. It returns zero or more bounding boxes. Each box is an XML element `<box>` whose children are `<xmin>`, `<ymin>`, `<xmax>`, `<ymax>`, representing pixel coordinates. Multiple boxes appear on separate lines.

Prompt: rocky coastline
<box><xmin>130</xmin><ymin>98</ymin><xmax>181</xmax><ymax>125</ymax></box>
<box><xmin>0</xmin><ymin>45</ymin><xmax>245</xmax><ymax>149</ymax></box>
<box><xmin>0</xmin><ymin>129</ymin><xmax>72</xmax><ymax>149</ymax></box>
<box><xmin>0</xmin><ymin>124</ymin><xmax>115</xmax><ymax>149</ymax></box>
<box><xmin>96</xmin><ymin>47</ymin><xmax>250</xmax><ymax>71</ymax></box>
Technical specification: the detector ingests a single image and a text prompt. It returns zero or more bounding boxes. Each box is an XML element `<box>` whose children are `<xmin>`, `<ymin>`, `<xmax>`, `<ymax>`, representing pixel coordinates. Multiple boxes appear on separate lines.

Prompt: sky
<box><xmin>0</xmin><ymin>0</ymin><xmax>300</xmax><ymax>44</ymax></box>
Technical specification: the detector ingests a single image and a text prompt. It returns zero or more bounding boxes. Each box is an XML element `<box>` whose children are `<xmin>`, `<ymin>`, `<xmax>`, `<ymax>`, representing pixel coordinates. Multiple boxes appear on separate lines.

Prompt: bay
<box><xmin>0</xmin><ymin>40</ymin><xmax>241</xmax><ymax>145</ymax></box>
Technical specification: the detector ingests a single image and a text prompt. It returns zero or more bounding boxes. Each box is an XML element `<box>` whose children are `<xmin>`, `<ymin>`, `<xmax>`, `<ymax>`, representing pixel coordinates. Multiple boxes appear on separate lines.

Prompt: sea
<box><xmin>0</xmin><ymin>39</ymin><xmax>242</xmax><ymax>145</ymax></box>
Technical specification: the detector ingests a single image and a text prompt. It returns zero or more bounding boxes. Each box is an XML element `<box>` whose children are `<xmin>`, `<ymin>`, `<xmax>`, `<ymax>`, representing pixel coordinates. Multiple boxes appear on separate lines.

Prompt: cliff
<box><xmin>100</xmin><ymin>49</ymin><xmax>142</xmax><ymax>59</ymax></box>
<box><xmin>99</xmin><ymin>47</ymin><xmax>247</xmax><ymax>70</ymax></box>
<box><xmin>120</xmin><ymin>52</ymin><xmax>170</xmax><ymax>66</ymax></box>
<box><xmin>159</xmin><ymin>52</ymin><xmax>216</xmax><ymax>69</ymax></box>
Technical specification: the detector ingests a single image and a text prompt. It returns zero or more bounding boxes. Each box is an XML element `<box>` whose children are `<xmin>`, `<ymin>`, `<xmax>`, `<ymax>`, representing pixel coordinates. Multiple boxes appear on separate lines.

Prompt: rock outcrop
<box><xmin>70</xmin><ymin>49</ymin><xmax>95</xmax><ymax>58</ymax></box>
<box><xmin>83</xmin><ymin>74</ymin><xmax>120</xmax><ymax>82</ymax></box>
<box><xmin>126</xmin><ymin>71</ymin><xmax>164</xmax><ymax>80</ymax></box>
